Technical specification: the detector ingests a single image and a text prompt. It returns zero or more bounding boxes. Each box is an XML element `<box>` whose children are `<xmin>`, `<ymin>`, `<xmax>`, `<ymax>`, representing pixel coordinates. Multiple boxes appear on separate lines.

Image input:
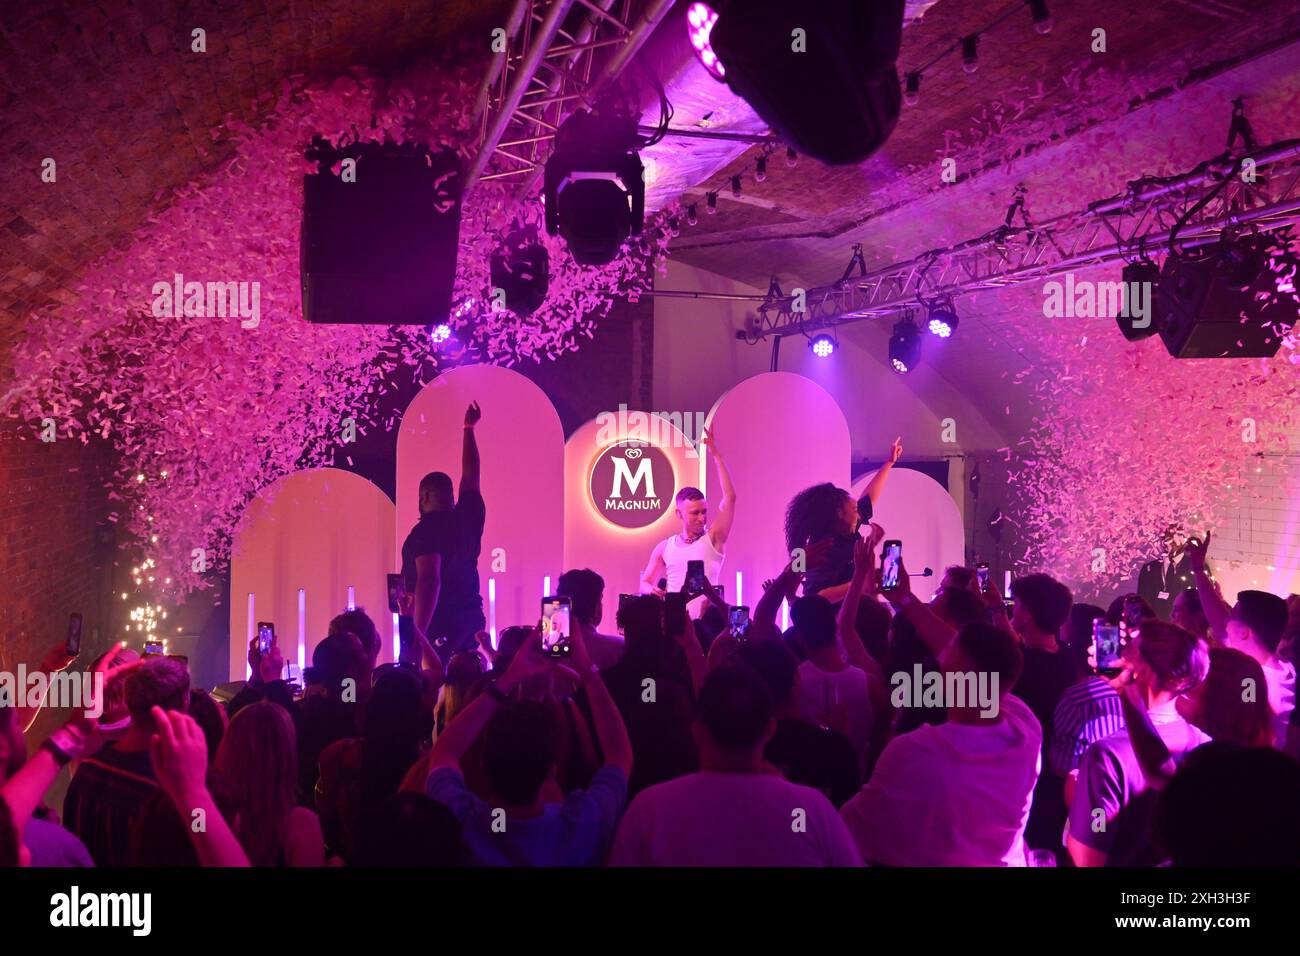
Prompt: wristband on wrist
<box><xmin>42</xmin><ymin>731</ymin><xmax>77</xmax><ymax>765</ymax></box>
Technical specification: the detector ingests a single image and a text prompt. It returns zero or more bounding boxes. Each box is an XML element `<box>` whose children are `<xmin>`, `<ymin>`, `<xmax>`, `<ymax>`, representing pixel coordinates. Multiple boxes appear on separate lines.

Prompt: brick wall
<box><xmin>0</xmin><ymin>417</ymin><xmax>116</xmax><ymax>682</ymax></box>
<box><xmin>1205</xmin><ymin>455</ymin><xmax>1300</xmax><ymax>570</ymax></box>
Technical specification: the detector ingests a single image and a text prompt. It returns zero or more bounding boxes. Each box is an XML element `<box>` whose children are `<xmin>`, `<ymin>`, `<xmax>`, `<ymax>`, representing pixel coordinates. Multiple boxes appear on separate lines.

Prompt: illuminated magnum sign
<box><xmin>588</xmin><ymin>441</ymin><xmax>674</xmax><ymax>528</ymax></box>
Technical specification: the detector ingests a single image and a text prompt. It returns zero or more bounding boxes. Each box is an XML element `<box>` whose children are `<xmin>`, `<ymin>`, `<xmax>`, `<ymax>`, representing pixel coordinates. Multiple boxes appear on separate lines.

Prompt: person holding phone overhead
<box><xmin>400</xmin><ymin>401</ymin><xmax>487</xmax><ymax>666</ymax></box>
<box><xmin>786</xmin><ymin>438</ymin><xmax>902</xmax><ymax>604</ymax></box>
<box><xmin>640</xmin><ymin>426</ymin><xmax>737</xmax><ymax>617</ymax></box>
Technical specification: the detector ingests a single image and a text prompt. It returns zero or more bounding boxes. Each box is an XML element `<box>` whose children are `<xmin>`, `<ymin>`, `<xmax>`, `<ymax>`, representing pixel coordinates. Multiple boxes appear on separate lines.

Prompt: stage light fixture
<box><xmin>687</xmin><ymin>203</ymin><xmax>699</xmax><ymax>226</ymax></box>
<box><xmin>755</xmin><ymin>156</ymin><xmax>767</xmax><ymax>182</ymax></box>
<box><xmin>668</xmin><ymin>216</ymin><xmax>681</xmax><ymax>237</ymax></box>
<box><xmin>1027</xmin><ymin>0</ymin><xmax>1053</xmax><ymax>34</ymax></box>
<box><xmin>731</xmin><ymin>175</ymin><xmax>742</xmax><ymax>198</ymax></box>
<box><xmin>786</xmin><ymin>147</ymin><xmax>798</xmax><ymax>168</ymax></box>
<box><xmin>926</xmin><ymin>301</ymin><xmax>959</xmax><ymax>338</ymax></box>
<box><xmin>543</xmin><ymin>109</ymin><xmax>644</xmax><ymax>266</ymax></box>
<box><xmin>430</xmin><ymin>323</ymin><xmax>452</xmax><ymax>344</ymax></box>
<box><xmin>1117</xmin><ymin>259</ymin><xmax>1161</xmax><ymax>342</ymax></box>
<box><xmin>889</xmin><ymin>317</ymin><xmax>922</xmax><ymax>373</ymax></box>
<box><xmin>706</xmin><ymin>191</ymin><xmax>718</xmax><ymax>214</ymax></box>
<box><xmin>810</xmin><ymin>333</ymin><xmax>837</xmax><ymax>358</ymax></box>
<box><xmin>489</xmin><ymin>225</ymin><xmax>550</xmax><ymax>316</ymax></box>
<box><xmin>961</xmin><ymin>35</ymin><xmax>979</xmax><ymax>74</ymax></box>
<box><xmin>686</xmin><ymin>2</ymin><xmax>725</xmax><ymax>81</ymax></box>
<box><xmin>904</xmin><ymin>71</ymin><xmax>920</xmax><ymax>107</ymax></box>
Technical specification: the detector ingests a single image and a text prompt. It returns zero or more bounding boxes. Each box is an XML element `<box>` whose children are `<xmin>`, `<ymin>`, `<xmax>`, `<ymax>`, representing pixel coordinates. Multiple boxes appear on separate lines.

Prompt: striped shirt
<box><xmin>1048</xmin><ymin>677</ymin><xmax>1125</xmax><ymax>778</ymax></box>
<box><xmin>62</xmin><ymin>745</ymin><xmax>159</xmax><ymax>867</ymax></box>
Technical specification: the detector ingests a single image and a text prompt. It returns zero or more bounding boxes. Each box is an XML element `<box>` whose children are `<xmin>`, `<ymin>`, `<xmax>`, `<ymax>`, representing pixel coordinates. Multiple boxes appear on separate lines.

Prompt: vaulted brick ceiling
<box><xmin>2</xmin><ymin>0</ymin><xmax>1296</xmax><ymax>383</ymax></box>
<box><xmin>0</xmin><ymin>0</ymin><xmax>509</xmax><ymax>371</ymax></box>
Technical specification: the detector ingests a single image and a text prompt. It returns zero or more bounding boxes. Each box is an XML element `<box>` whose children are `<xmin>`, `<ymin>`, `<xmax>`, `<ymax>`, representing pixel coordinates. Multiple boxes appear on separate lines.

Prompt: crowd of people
<box><xmin>3</xmin><ymin>404</ymin><xmax>1299</xmax><ymax>867</ymax></box>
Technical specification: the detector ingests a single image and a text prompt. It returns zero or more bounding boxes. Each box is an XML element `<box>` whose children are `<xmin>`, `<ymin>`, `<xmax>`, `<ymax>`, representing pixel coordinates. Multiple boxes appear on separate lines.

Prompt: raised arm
<box><xmin>1185</xmin><ymin>532</ymin><xmax>1230</xmax><ymax>644</ymax></box>
<box><xmin>701</xmin><ymin>427</ymin><xmax>737</xmax><ymax>549</ymax></box>
<box><xmin>427</xmin><ymin>636</ymin><xmax>550</xmax><ymax>773</ymax></box>
<box><xmin>861</xmin><ymin>437</ymin><xmax>903</xmax><ymax>509</ymax></box>
<box><xmin>571</xmin><ymin>618</ymin><xmax>634</xmax><ymax>776</ymax></box>
<box><xmin>838</xmin><ymin>537</ymin><xmax>883</xmax><ymax>679</ymax></box>
<box><xmin>459</xmin><ymin>401</ymin><xmax>481</xmax><ymax>500</ymax></box>
<box><xmin>882</xmin><ymin>558</ymin><xmax>957</xmax><ymax>658</ymax></box>
<box><xmin>149</xmin><ymin>707</ymin><xmax>250</xmax><ymax>867</ymax></box>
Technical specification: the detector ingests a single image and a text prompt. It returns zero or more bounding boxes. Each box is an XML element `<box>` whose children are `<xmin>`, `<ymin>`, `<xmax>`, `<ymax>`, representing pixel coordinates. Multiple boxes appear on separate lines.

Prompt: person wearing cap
<box><xmin>1185</xmin><ymin>532</ymin><xmax>1295</xmax><ymax>747</ymax></box>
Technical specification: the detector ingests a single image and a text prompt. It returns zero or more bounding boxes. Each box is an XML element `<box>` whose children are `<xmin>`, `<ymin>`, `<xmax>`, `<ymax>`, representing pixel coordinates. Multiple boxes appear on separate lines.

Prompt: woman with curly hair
<box><xmin>785</xmin><ymin>439</ymin><xmax>901</xmax><ymax>603</ymax></box>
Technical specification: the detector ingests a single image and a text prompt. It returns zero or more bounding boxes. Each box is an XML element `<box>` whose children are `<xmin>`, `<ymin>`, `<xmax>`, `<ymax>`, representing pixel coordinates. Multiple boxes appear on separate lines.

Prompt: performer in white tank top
<box><xmin>640</xmin><ymin>427</ymin><xmax>738</xmax><ymax>617</ymax></box>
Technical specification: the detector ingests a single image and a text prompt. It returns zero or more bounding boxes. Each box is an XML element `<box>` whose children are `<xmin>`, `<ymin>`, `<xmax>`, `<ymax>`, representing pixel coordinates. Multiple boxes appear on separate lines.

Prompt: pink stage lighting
<box><xmin>686</xmin><ymin>3</ymin><xmax>725</xmax><ymax>80</ymax></box>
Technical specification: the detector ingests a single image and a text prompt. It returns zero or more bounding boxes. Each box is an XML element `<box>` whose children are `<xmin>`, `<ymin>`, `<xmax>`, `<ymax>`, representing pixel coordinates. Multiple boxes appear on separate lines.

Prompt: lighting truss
<box><xmin>465</xmin><ymin>0</ymin><xmax>676</xmax><ymax>196</ymax></box>
<box><xmin>744</xmin><ymin>138</ymin><xmax>1300</xmax><ymax>341</ymax></box>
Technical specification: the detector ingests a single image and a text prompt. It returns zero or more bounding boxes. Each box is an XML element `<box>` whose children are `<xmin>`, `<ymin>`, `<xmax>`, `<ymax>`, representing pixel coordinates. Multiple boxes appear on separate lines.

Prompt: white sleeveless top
<box><xmin>663</xmin><ymin>532</ymin><xmax>725</xmax><ymax>616</ymax></box>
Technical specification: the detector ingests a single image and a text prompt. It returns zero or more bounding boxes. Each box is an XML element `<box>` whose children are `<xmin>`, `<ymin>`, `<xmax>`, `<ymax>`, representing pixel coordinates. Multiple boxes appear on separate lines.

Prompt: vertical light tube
<box><xmin>246</xmin><ymin>592</ymin><xmax>255</xmax><ymax>680</ymax></box>
<box><xmin>543</xmin><ymin>575</ymin><xmax>551</xmax><ymax>598</ymax></box>
<box><xmin>297</xmin><ymin>588</ymin><xmax>306</xmax><ymax>676</ymax></box>
<box><xmin>489</xmin><ymin>577</ymin><xmax>498</xmax><ymax>649</ymax></box>
<box><xmin>391</xmin><ymin>613</ymin><xmax>400</xmax><ymax>663</ymax></box>
<box><xmin>346</xmin><ymin>585</ymin><xmax>356</xmax><ymax>611</ymax></box>
<box><xmin>735</xmin><ymin>571</ymin><xmax>743</xmax><ymax>607</ymax></box>
<box><xmin>781</xmin><ymin>598</ymin><xmax>790</xmax><ymax>631</ymax></box>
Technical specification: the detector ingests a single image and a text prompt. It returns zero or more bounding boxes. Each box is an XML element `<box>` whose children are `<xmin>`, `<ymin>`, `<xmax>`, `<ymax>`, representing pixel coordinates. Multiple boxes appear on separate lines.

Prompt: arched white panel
<box><xmin>229</xmin><ymin>468</ymin><xmax>395</xmax><ymax>680</ymax></box>
<box><xmin>396</xmin><ymin>365</ymin><xmax>565</xmax><ymax>641</ymax></box>
<box><xmin>850</xmin><ymin>466</ymin><xmax>966</xmax><ymax>604</ymax></box>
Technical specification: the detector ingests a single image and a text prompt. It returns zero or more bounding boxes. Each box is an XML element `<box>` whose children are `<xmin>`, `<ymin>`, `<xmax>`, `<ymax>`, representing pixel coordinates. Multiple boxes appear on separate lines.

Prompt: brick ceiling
<box><xmin>0</xmin><ymin>0</ymin><xmax>509</xmax><ymax>372</ymax></box>
<box><xmin>2</xmin><ymin>0</ymin><xmax>1297</xmax><ymax>380</ymax></box>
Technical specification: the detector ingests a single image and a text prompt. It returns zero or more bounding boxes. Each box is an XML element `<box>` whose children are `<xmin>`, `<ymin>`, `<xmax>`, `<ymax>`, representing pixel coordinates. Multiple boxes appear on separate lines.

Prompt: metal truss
<box><xmin>747</xmin><ymin>137</ymin><xmax>1300</xmax><ymax>341</ymax></box>
<box><xmin>465</xmin><ymin>0</ymin><xmax>676</xmax><ymax>195</ymax></box>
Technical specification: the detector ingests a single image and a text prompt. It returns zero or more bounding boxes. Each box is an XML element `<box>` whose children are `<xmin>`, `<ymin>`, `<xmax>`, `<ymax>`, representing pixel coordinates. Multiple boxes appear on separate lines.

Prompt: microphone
<box><xmin>917</xmin><ymin>567</ymin><xmax>935</xmax><ymax>577</ymax></box>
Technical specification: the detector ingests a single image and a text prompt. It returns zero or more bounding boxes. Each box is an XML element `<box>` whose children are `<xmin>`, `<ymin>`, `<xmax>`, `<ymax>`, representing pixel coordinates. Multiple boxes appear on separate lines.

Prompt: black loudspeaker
<box><xmin>710</xmin><ymin>0</ymin><xmax>904</xmax><ymax>165</ymax></box>
<box><xmin>1157</xmin><ymin>243</ymin><xmax>1298</xmax><ymax>358</ymax></box>
<box><xmin>301</xmin><ymin>140</ymin><xmax>463</xmax><ymax>324</ymax></box>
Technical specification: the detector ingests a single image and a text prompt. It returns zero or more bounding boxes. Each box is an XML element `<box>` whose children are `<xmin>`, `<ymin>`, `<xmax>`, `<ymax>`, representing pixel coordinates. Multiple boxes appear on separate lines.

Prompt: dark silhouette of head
<box><xmin>419</xmin><ymin>471</ymin><xmax>455</xmax><ymax>514</ymax></box>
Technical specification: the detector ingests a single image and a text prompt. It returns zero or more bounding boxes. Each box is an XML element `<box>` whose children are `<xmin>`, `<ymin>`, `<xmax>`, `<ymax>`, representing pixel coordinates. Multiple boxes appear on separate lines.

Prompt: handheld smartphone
<box><xmin>1094</xmin><ymin>621</ymin><xmax>1123</xmax><ymax>677</ymax></box>
<box><xmin>728</xmin><ymin>605</ymin><xmax>750</xmax><ymax>640</ymax></box>
<box><xmin>386</xmin><ymin>573</ymin><xmax>406</xmax><ymax>615</ymax></box>
<box><xmin>66</xmin><ymin>612</ymin><xmax>83</xmax><ymax>657</ymax></box>
<box><xmin>540</xmin><ymin>596</ymin><xmax>572</xmax><ymax>658</ymax></box>
<box><xmin>665</xmin><ymin>592</ymin><xmax>688</xmax><ymax>637</ymax></box>
<box><xmin>975</xmin><ymin>562</ymin><xmax>990</xmax><ymax>591</ymax></box>
<box><xmin>257</xmin><ymin>621</ymin><xmax>274</xmax><ymax>657</ymax></box>
<box><xmin>144</xmin><ymin>640</ymin><xmax>164</xmax><ymax>657</ymax></box>
<box><xmin>684</xmin><ymin>560</ymin><xmax>706</xmax><ymax>595</ymax></box>
<box><xmin>617</xmin><ymin>592</ymin><xmax>638</xmax><ymax>631</ymax></box>
<box><xmin>880</xmin><ymin>540</ymin><xmax>903</xmax><ymax>591</ymax></box>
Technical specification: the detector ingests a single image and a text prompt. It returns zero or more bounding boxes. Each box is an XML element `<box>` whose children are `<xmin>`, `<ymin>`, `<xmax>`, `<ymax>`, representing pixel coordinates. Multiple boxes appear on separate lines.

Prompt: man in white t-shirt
<box><xmin>640</xmin><ymin>428</ymin><xmax>736</xmax><ymax>616</ymax></box>
<box><xmin>610</xmin><ymin>665</ymin><xmax>863</xmax><ymax>866</ymax></box>
<box><xmin>1067</xmin><ymin>621</ymin><xmax>1210</xmax><ymax>866</ymax></box>
<box><xmin>840</xmin><ymin>621</ymin><xmax>1042</xmax><ymax>866</ymax></box>
<box><xmin>1185</xmin><ymin>533</ymin><xmax>1295</xmax><ymax>745</ymax></box>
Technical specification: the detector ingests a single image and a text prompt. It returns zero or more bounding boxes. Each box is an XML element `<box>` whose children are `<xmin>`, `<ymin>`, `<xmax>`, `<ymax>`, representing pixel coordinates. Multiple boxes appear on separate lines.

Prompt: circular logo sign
<box><xmin>588</xmin><ymin>441</ymin><xmax>674</xmax><ymax>528</ymax></box>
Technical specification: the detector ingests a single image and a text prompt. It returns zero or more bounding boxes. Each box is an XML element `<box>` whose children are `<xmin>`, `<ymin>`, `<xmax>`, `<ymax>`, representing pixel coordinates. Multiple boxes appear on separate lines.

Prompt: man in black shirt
<box><xmin>400</xmin><ymin>401</ymin><xmax>487</xmax><ymax>665</ymax></box>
